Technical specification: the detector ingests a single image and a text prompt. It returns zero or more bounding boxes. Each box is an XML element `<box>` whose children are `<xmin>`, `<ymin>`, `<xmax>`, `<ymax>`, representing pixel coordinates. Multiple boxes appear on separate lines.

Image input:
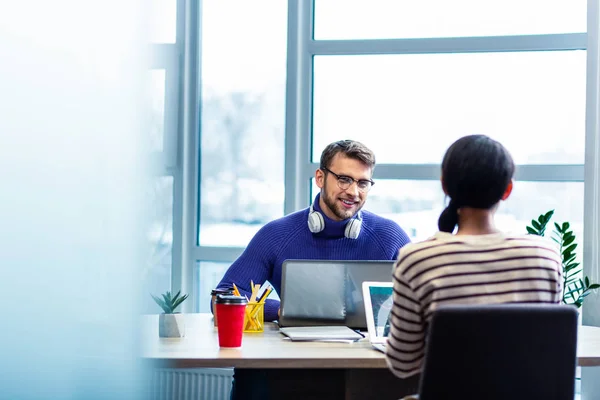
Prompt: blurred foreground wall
<box><xmin>0</xmin><ymin>1</ymin><xmax>148</xmax><ymax>399</ymax></box>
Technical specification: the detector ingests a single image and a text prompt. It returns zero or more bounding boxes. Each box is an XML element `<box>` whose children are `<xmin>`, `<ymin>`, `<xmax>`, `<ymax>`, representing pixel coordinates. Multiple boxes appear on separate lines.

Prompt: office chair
<box><xmin>417</xmin><ymin>304</ymin><xmax>578</xmax><ymax>400</ymax></box>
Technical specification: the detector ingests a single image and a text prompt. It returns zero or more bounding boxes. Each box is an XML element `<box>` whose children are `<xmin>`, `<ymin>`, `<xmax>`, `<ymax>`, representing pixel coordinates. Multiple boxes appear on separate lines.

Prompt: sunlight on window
<box><xmin>145</xmin><ymin>176</ymin><xmax>173</xmax><ymax>314</ymax></box>
<box><xmin>150</xmin><ymin>0</ymin><xmax>177</xmax><ymax>43</ymax></box>
<box><xmin>199</xmin><ymin>0</ymin><xmax>287</xmax><ymax>247</ymax></box>
<box><xmin>311</xmin><ymin>179</ymin><xmax>584</xmax><ymax>244</ymax></box>
<box><xmin>314</xmin><ymin>0</ymin><xmax>586</xmax><ymax>39</ymax></box>
<box><xmin>148</xmin><ymin>69</ymin><xmax>166</xmax><ymax>152</ymax></box>
<box><xmin>313</xmin><ymin>51</ymin><xmax>586</xmax><ymax>165</ymax></box>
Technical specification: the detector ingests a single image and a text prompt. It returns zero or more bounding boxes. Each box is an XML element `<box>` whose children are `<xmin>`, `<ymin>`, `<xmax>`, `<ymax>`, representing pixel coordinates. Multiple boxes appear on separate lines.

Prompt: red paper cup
<box><xmin>215</xmin><ymin>294</ymin><xmax>247</xmax><ymax>348</ymax></box>
<box><xmin>211</xmin><ymin>288</ymin><xmax>235</xmax><ymax>327</ymax></box>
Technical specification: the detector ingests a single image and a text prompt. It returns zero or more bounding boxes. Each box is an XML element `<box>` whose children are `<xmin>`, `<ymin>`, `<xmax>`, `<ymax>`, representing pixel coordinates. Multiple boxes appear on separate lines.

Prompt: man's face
<box><xmin>316</xmin><ymin>153</ymin><xmax>372</xmax><ymax>221</ymax></box>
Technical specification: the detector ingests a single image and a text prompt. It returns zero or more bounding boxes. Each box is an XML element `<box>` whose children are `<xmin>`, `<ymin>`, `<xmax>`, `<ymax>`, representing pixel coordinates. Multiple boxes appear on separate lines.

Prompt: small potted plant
<box><xmin>151</xmin><ymin>290</ymin><xmax>189</xmax><ymax>338</ymax></box>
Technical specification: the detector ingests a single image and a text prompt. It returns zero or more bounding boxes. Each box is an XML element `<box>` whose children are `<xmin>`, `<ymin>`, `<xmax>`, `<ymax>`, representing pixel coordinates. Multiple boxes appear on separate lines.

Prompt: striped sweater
<box><xmin>386</xmin><ymin>231</ymin><xmax>562</xmax><ymax>379</ymax></box>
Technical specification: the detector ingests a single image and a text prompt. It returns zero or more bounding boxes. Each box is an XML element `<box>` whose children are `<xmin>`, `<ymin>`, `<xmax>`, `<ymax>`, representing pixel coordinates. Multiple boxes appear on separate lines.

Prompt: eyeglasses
<box><xmin>321</xmin><ymin>167</ymin><xmax>375</xmax><ymax>193</ymax></box>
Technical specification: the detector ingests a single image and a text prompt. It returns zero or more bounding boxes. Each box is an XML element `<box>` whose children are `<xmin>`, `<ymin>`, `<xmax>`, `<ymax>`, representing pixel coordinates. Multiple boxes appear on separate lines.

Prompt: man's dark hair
<box><xmin>438</xmin><ymin>134</ymin><xmax>515</xmax><ymax>233</ymax></box>
<box><xmin>319</xmin><ymin>140</ymin><xmax>376</xmax><ymax>171</ymax></box>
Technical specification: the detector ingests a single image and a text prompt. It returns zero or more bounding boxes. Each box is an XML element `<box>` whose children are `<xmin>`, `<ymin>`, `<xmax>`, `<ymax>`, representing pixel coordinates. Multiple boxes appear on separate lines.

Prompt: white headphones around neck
<box><xmin>307</xmin><ymin>202</ymin><xmax>363</xmax><ymax>239</ymax></box>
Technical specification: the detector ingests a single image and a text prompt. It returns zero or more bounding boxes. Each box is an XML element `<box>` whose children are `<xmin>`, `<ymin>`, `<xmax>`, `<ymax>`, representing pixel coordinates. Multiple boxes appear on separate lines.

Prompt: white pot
<box><xmin>159</xmin><ymin>313</ymin><xmax>185</xmax><ymax>338</ymax></box>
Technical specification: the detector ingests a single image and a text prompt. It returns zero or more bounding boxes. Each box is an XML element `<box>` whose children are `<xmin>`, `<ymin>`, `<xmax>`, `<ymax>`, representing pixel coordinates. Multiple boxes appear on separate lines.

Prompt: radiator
<box><xmin>150</xmin><ymin>368</ymin><xmax>233</xmax><ymax>400</ymax></box>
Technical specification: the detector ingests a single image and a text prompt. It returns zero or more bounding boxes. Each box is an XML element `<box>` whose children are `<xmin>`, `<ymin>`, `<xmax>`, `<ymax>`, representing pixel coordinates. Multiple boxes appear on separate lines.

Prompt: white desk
<box><xmin>142</xmin><ymin>313</ymin><xmax>600</xmax><ymax>368</ymax></box>
<box><xmin>142</xmin><ymin>313</ymin><xmax>600</xmax><ymax>399</ymax></box>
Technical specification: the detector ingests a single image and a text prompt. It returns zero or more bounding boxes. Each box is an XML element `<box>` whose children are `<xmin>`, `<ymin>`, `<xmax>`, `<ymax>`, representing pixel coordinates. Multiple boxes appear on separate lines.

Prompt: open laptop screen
<box><xmin>279</xmin><ymin>260</ymin><xmax>395</xmax><ymax>329</ymax></box>
<box><xmin>363</xmin><ymin>282</ymin><xmax>394</xmax><ymax>339</ymax></box>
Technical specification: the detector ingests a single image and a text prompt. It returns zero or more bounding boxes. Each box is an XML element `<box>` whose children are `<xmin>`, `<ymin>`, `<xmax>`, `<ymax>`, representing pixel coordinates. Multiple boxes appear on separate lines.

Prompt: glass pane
<box><xmin>501</xmin><ymin>181</ymin><xmax>584</xmax><ymax>241</ymax></box>
<box><xmin>199</xmin><ymin>0</ymin><xmax>287</xmax><ymax>247</ymax></box>
<box><xmin>148</xmin><ymin>69</ymin><xmax>165</xmax><ymax>152</ymax></box>
<box><xmin>314</xmin><ymin>0</ymin><xmax>586</xmax><ymax>39</ymax></box>
<box><xmin>310</xmin><ymin>179</ymin><xmax>583</xmax><ymax>243</ymax></box>
<box><xmin>196</xmin><ymin>261</ymin><xmax>230</xmax><ymax>313</ymax></box>
<box><xmin>143</xmin><ymin>176</ymin><xmax>173</xmax><ymax>314</ymax></box>
<box><xmin>150</xmin><ymin>0</ymin><xmax>177</xmax><ymax>43</ymax></box>
<box><xmin>195</xmin><ymin>261</ymin><xmax>282</xmax><ymax>313</ymax></box>
<box><xmin>312</xmin><ymin>51</ymin><xmax>586</xmax><ymax>165</ymax></box>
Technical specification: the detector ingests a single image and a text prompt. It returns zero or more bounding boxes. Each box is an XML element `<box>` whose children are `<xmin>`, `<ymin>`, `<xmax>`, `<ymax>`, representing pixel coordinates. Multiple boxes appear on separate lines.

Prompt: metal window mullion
<box><xmin>172</xmin><ymin>0</ymin><xmax>200</xmax><ymax>313</ymax></box>
<box><xmin>583</xmin><ymin>0</ymin><xmax>600</xmax><ymax>325</ymax></box>
<box><xmin>163</xmin><ymin>58</ymin><xmax>180</xmax><ymax>169</ymax></box>
<box><xmin>307</xmin><ymin>163</ymin><xmax>584</xmax><ymax>182</ymax></box>
<box><xmin>582</xmin><ymin>0</ymin><xmax>600</xmax><ymax>396</ymax></box>
<box><xmin>285</xmin><ymin>0</ymin><xmax>314</xmax><ymax>214</ymax></box>
<box><xmin>150</xmin><ymin>44</ymin><xmax>179</xmax><ymax>67</ymax></box>
<box><xmin>307</xmin><ymin>33</ymin><xmax>587</xmax><ymax>56</ymax></box>
<box><xmin>192</xmin><ymin>246</ymin><xmax>244</xmax><ymax>264</ymax></box>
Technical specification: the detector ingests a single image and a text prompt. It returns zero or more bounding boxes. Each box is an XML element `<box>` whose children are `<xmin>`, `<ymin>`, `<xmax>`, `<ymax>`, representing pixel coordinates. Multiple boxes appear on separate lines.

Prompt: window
<box><xmin>144</xmin><ymin>176</ymin><xmax>174</xmax><ymax>313</ymax></box>
<box><xmin>150</xmin><ymin>0</ymin><xmax>177</xmax><ymax>43</ymax></box>
<box><xmin>314</xmin><ymin>0</ymin><xmax>586</xmax><ymax>39</ymax></box>
<box><xmin>198</xmin><ymin>0</ymin><xmax>287</xmax><ymax>248</ymax></box>
<box><xmin>311</xmin><ymin>178</ymin><xmax>584</xmax><ymax>243</ymax></box>
<box><xmin>195</xmin><ymin>261</ymin><xmax>230</xmax><ymax>313</ymax></box>
<box><xmin>312</xmin><ymin>51</ymin><xmax>587</xmax><ymax>164</ymax></box>
<box><xmin>145</xmin><ymin>0</ymin><xmax>182</xmax><ymax>312</ymax></box>
<box><xmin>148</xmin><ymin>69</ymin><xmax>166</xmax><ymax>153</ymax></box>
<box><xmin>287</xmin><ymin>0</ymin><xmax>588</xmax><ymax>305</ymax></box>
<box><xmin>178</xmin><ymin>1</ymin><xmax>598</xmax><ymax>331</ymax></box>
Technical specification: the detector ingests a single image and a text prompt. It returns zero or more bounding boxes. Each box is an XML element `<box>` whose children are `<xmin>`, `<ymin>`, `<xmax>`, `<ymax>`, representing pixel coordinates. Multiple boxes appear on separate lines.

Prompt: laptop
<box><xmin>279</xmin><ymin>260</ymin><xmax>395</xmax><ymax>329</ymax></box>
<box><xmin>362</xmin><ymin>281</ymin><xmax>394</xmax><ymax>353</ymax></box>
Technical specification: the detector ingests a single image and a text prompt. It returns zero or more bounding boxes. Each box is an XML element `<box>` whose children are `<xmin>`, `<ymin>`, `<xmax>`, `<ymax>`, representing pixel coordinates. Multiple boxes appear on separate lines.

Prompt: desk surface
<box><xmin>141</xmin><ymin>313</ymin><xmax>600</xmax><ymax>369</ymax></box>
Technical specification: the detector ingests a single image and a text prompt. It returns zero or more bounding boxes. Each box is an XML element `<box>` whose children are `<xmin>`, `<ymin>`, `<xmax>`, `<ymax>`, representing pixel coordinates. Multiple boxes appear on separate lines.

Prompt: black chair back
<box><xmin>418</xmin><ymin>304</ymin><xmax>578</xmax><ymax>400</ymax></box>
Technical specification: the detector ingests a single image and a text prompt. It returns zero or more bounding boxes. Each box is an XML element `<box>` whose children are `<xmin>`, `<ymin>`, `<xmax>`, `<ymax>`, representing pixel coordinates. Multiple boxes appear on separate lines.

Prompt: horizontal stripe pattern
<box><xmin>385</xmin><ymin>231</ymin><xmax>562</xmax><ymax>379</ymax></box>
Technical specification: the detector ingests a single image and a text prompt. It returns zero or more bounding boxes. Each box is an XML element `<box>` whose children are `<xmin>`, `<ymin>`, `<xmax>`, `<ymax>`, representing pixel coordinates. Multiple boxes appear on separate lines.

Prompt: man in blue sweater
<box><xmin>218</xmin><ymin>140</ymin><xmax>411</xmax><ymax>400</ymax></box>
<box><xmin>216</xmin><ymin>139</ymin><xmax>411</xmax><ymax>322</ymax></box>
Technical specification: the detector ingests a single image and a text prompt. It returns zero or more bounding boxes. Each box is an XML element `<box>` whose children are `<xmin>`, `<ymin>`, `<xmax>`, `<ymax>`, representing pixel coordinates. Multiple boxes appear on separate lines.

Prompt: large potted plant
<box><xmin>526</xmin><ymin>210</ymin><xmax>599</xmax><ymax>307</ymax></box>
<box><xmin>151</xmin><ymin>290</ymin><xmax>188</xmax><ymax>337</ymax></box>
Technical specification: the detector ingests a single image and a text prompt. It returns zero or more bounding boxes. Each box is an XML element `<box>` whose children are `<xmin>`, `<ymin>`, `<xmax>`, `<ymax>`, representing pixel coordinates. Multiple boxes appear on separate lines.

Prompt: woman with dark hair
<box><xmin>385</xmin><ymin>135</ymin><xmax>562</xmax><ymax>380</ymax></box>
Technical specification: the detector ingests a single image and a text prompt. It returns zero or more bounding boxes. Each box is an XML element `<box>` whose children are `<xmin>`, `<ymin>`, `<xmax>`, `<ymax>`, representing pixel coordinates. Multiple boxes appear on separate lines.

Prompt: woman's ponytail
<box><xmin>438</xmin><ymin>200</ymin><xmax>459</xmax><ymax>233</ymax></box>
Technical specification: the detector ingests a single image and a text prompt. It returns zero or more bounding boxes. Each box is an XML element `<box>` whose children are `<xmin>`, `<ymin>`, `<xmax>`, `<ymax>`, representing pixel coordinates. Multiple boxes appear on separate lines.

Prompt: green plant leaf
<box><xmin>562</xmin><ymin>255</ymin><xmax>575</xmax><ymax>266</ymax></box>
<box><xmin>565</xmin><ymin>260</ymin><xmax>580</xmax><ymax>268</ymax></box>
<box><xmin>532</xmin><ymin>220</ymin><xmax>541</xmax><ymax>230</ymax></box>
<box><xmin>564</xmin><ymin>286</ymin><xmax>582</xmax><ymax>296</ymax></box>
<box><xmin>526</xmin><ymin>227</ymin><xmax>538</xmax><ymax>235</ymax></box>
<box><xmin>554</xmin><ymin>222</ymin><xmax>562</xmax><ymax>233</ymax></box>
<box><xmin>564</xmin><ymin>271</ymin><xmax>580</xmax><ymax>280</ymax></box>
<box><xmin>589</xmin><ymin>284</ymin><xmax>600</xmax><ymax>290</ymax></box>
<box><xmin>563</xmin><ymin>235</ymin><xmax>575</xmax><ymax>247</ymax></box>
<box><xmin>564</xmin><ymin>265</ymin><xmax>581</xmax><ymax>274</ymax></box>
<box><xmin>565</xmin><ymin>278</ymin><xmax>580</xmax><ymax>287</ymax></box>
<box><xmin>562</xmin><ymin>222</ymin><xmax>570</xmax><ymax>231</ymax></box>
<box><xmin>563</xmin><ymin>243</ymin><xmax>577</xmax><ymax>255</ymax></box>
<box><xmin>151</xmin><ymin>294</ymin><xmax>170</xmax><ymax>313</ymax></box>
<box><xmin>161</xmin><ymin>294</ymin><xmax>174</xmax><ymax>313</ymax></box>
<box><xmin>171</xmin><ymin>290</ymin><xmax>182</xmax><ymax>305</ymax></box>
<box><xmin>585</xmin><ymin>276</ymin><xmax>590</xmax><ymax>287</ymax></box>
<box><xmin>171</xmin><ymin>294</ymin><xmax>189</xmax><ymax>311</ymax></box>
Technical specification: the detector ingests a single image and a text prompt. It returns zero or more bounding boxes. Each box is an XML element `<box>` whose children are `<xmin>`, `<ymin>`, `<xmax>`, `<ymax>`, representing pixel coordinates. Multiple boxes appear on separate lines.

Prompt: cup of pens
<box><xmin>244</xmin><ymin>301</ymin><xmax>265</xmax><ymax>333</ymax></box>
<box><xmin>241</xmin><ymin>281</ymin><xmax>272</xmax><ymax>333</ymax></box>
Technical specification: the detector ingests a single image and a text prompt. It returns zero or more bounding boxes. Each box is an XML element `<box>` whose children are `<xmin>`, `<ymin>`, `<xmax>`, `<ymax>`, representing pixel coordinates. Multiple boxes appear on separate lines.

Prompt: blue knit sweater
<box><xmin>216</xmin><ymin>193</ymin><xmax>411</xmax><ymax>322</ymax></box>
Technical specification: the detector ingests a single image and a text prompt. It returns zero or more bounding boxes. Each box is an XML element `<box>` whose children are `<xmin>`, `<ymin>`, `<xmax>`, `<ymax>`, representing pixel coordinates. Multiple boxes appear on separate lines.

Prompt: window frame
<box><xmin>176</xmin><ymin>0</ymin><xmax>600</xmax><ymax>330</ymax></box>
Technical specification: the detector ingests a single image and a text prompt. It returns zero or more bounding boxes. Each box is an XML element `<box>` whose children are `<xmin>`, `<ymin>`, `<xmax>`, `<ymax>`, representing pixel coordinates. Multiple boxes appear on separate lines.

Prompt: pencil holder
<box><xmin>243</xmin><ymin>301</ymin><xmax>264</xmax><ymax>333</ymax></box>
